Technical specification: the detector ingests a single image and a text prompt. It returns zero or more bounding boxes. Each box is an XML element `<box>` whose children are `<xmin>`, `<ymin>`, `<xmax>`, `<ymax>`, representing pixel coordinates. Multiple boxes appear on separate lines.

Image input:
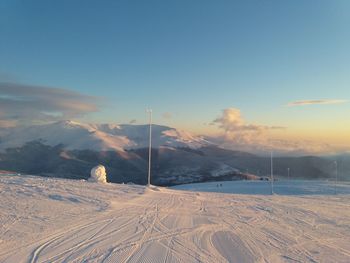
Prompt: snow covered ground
<box><xmin>1</xmin><ymin>175</ymin><xmax>350</xmax><ymax>263</ymax></box>
<box><xmin>172</xmin><ymin>180</ymin><xmax>350</xmax><ymax>195</ymax></box>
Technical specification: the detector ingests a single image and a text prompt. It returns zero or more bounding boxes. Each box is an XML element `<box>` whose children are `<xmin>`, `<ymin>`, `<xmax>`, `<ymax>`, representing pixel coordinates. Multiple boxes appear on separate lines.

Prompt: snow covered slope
<box><xmin>173</xmin><ymin>180</ymin><xmax>350</xmax><ymax>195</ymax></box>
<box><xmin>0</xmin><ymin>120</ymin><xmax>211</xmax><ymax>151</ymax></box>
<box><xmin>1</xmin><ymin>175</ymin><xmax>350</xmax><ymax>263</ymax></box>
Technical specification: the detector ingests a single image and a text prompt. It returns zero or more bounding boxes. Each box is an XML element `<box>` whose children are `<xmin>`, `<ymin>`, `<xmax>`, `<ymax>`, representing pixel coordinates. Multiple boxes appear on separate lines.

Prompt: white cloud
<box><xmin>0</xmin><ymin>82</ymin><xmax>99</xmax><ymax>127</ymax></box>
<box><xmin>287</xmin><ymin>99</ymin><xmax>347</xmax><ymax>107</ymax></box>
<box><xmin>211</xmin><ymin>108</ymin><xmax>332</xmax><ymax>155</ymax></box>
<box><xmin>212</xmin><ymin>108</ymin><xmax>283</xmax><ymax>144</ymax></box>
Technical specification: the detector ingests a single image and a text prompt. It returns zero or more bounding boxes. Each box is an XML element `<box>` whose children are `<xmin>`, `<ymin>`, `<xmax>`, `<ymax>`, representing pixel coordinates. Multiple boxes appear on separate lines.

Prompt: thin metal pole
<box><xmin>146</xmin><ymin>109</ymin><xmax>152</xmax><ymax>186</ymax></box>
<box><xmin>271</xmin><ymin>151</ymin><xmax>274</xmax><ymax>195</ymax></box>
<box><xmin>334</xmin><ymin>161</ymin><xmax>338</xmax><ymax>195</ymax></box>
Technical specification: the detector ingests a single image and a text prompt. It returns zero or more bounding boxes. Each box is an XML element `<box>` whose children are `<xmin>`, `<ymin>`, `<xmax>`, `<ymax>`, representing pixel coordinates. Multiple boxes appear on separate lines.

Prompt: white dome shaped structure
<box><xmin>89</xmin><ymin>165</ymin><xmax>107</xmax><ymax>183</ymax></box>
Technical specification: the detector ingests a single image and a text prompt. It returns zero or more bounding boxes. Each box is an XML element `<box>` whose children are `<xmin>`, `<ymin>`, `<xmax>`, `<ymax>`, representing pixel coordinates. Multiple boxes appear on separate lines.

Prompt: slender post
<box><xmin>334</xmin><ymin>161</ymin><xmax>338</xmax><ymax>195</ymax></box>
<box><xmin>146</xmin><ymin>109</ymin><xmax>152</xmax><ymax>186</ymax></box>
<box><xmin>271</xmin><ymin>151</ymin><xmax>274</xmax><ymax>195</ymax></box>
<box><xmin>287</xmin><ymin>167</ymin><xmax>290</xmax><ymax>180</ymax></box>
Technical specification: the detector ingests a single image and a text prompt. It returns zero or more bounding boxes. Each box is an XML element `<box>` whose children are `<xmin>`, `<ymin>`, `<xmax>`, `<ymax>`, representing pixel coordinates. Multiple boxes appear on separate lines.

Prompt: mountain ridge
<box><xmin>0</xmin><ymin>120</ymin><xmax>344</xmax><ymax>185</ymax></box>
<box><xmin>0</xmin><ymin>120</ymin><xmax>211</xmax><ymax>152</ymax></box>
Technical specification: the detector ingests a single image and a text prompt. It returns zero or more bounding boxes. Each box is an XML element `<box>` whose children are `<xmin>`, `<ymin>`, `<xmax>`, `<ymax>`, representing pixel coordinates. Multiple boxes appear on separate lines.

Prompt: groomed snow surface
<box><xmin>1</xmin><ymin>176</ymin><xmax>350</xmax><ymax>263</ymax></box>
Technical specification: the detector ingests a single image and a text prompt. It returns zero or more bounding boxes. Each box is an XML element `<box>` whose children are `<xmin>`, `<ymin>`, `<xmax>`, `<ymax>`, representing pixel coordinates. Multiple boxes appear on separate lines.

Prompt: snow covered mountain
<box><xmin>0</xmin><ymin>121</ymin><xmax>339</xmax><ymax>185</ymax></box>
<box><xmin>0</xmin><ymin>120</ymin><xmax>212</xmax><ymax>152</ymax></box>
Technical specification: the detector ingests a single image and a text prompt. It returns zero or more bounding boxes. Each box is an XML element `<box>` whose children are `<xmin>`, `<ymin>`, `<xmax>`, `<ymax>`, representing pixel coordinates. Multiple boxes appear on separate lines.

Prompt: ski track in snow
<box><xmin>1</xmin><ymin>176</ymin><xmax>350</xmax><ymax>263</ymax></box>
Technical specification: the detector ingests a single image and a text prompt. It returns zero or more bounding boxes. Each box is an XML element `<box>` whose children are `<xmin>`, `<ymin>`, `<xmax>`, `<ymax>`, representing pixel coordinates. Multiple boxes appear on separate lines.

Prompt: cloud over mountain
<box><xmin>211</xmin><ymin>108</ymin><xmax>332</xmax><ymax>155</ymax></box>
<box><xmin>212</xmin><ymin>108</ymin><xmax>284</xmax><ymax>144</ymax></box>
<box><xmin>0</xmin><ymin>82</ymin><xmax>99</xmax><ymax>126</ymax></box>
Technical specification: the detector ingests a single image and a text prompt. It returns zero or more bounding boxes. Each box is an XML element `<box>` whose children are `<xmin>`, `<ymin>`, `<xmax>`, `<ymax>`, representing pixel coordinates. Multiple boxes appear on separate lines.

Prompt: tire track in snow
<box><xmin>121</xmin><ymin>204</ymin><xmax>159</xmax><ymax>263</ymax></box>
<box><xmin>26</xmin><ymin>206</ymin><xmax>140</xmax><ymax>263</ymax></box>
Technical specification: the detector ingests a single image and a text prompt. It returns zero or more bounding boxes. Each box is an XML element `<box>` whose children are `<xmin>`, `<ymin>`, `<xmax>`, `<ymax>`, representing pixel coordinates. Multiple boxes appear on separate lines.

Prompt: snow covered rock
<box><xmin>89</xmin><ymin>165</ymin><xmax>107</xmax><ymax>183</ymax></box>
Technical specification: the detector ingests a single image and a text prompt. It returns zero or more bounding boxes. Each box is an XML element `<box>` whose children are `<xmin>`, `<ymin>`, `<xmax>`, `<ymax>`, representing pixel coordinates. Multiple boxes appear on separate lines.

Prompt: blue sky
<box><xmin>0</xmin><ymin>0</ymin><xmax>350</xmax><ymax>150</ymax></box>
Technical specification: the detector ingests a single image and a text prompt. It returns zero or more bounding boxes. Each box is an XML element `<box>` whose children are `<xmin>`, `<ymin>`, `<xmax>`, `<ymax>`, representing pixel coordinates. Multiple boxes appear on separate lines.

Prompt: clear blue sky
<box><xmin>1</xmin><ymin>0</ymin><xmax>349</xmax><ymax>143</ymax></box>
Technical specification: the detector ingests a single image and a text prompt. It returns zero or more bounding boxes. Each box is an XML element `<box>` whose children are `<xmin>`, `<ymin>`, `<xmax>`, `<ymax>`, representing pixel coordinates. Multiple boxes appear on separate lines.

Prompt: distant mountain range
<box><xmin>0</xmin><ymin>120</ymin><xmax>211</xmax><ymax>151</ymax></box>
<box><xmin>0</xmin><ymin>121</ymin><xmax>346</xmax><ymax>185</ymax></box>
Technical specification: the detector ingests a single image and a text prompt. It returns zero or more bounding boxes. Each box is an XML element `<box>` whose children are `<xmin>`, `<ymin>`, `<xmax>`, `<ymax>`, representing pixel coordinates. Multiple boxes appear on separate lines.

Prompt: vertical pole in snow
<box><xmin>146</xmin><ymin>109</ymin><xmax>152</xmax><ymax>186</ymax></box>
<box><xmin>334</xmin><ymin>161</ymin><xmax>338</xmax><ymax>195</ymax></box>
<box><xmin>271</xmin><ymin>151</ymin><xmax>274</xmax><ymax>195</ymax></box>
